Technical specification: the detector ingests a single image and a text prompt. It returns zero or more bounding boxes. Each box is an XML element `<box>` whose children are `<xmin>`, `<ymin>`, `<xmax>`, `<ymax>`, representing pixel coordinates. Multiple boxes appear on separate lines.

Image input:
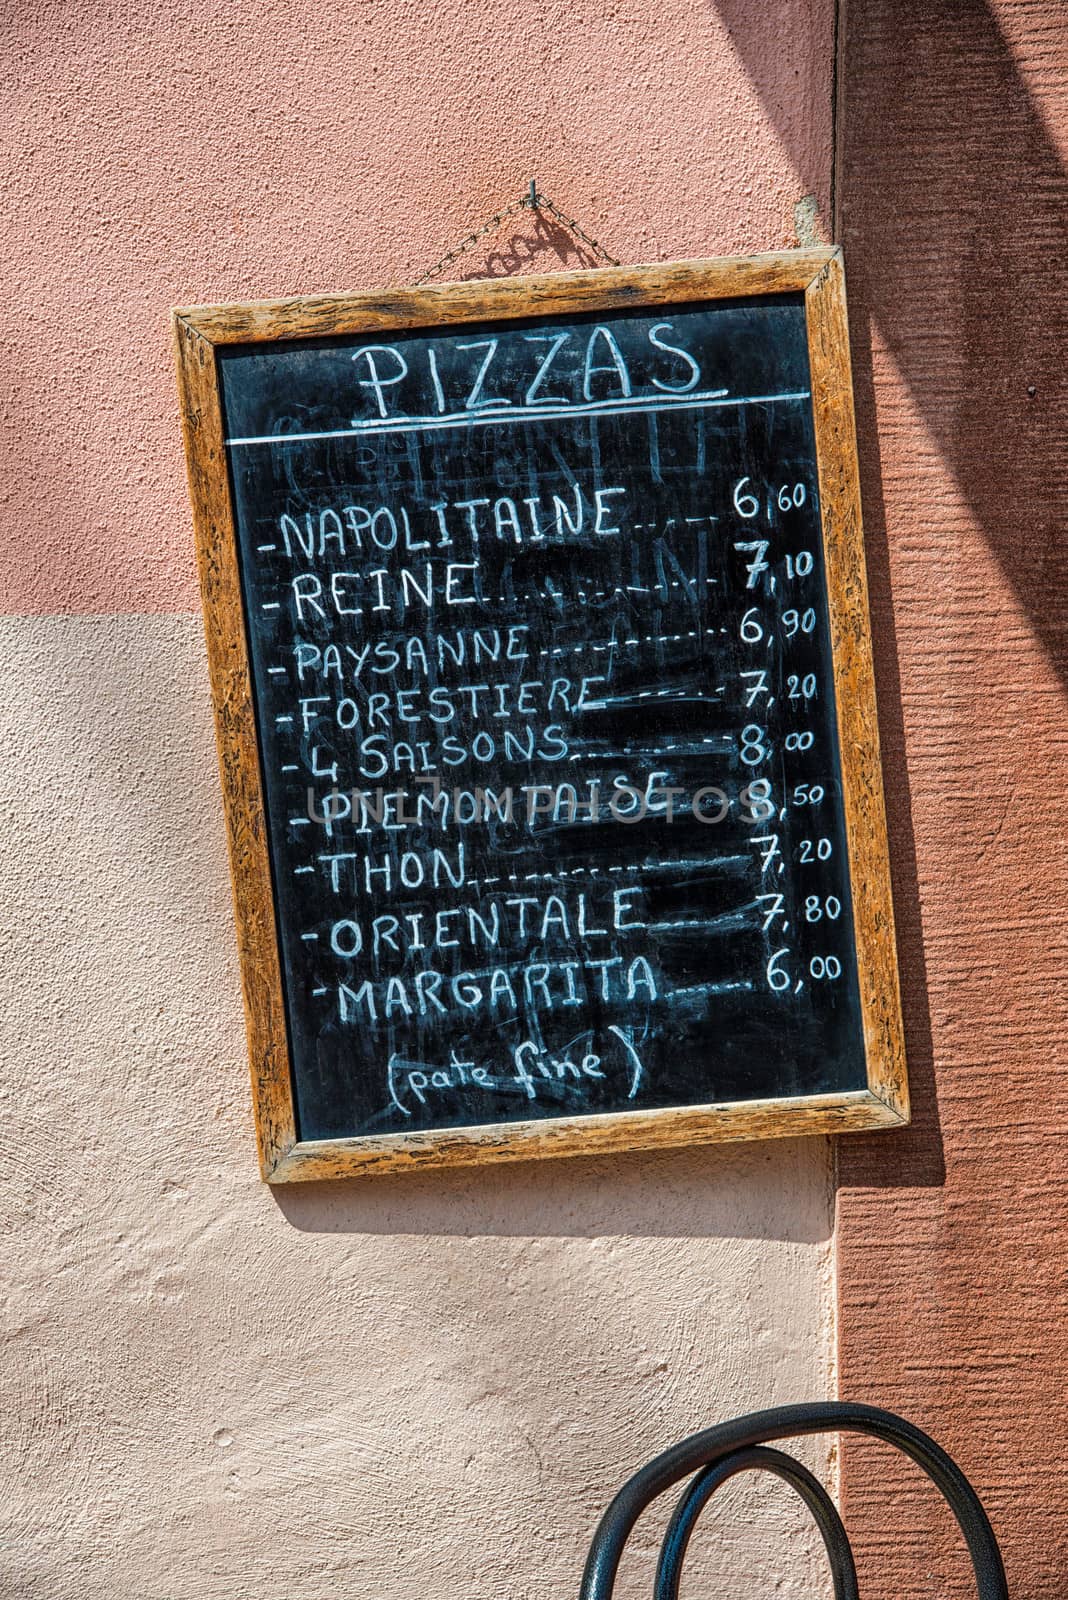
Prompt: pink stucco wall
<box><xmin>1</xmin><ymin>4</ymin><xmax>839</xmax><ymax>1596</ymax></box>
<box><xmin>2</xmin><ymin>0</ymin><xmax>831</xmax><ymax>614</ymax></box>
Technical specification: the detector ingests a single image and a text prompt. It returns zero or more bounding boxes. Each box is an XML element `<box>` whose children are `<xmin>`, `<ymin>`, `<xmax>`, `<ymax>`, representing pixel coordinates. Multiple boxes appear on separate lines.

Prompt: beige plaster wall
<box><xmin>0</xmin><ymin>618</ymin><xmax>835</xmax><ymax>1596</ymax></box>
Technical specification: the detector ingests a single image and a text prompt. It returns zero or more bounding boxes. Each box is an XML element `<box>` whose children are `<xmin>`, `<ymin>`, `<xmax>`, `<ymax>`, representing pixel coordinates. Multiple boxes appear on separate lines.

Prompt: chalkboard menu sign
<box><xmin>175</xmin><ymin>251</ymin><xmax>907</xmax><ymax>1181</ymax></box>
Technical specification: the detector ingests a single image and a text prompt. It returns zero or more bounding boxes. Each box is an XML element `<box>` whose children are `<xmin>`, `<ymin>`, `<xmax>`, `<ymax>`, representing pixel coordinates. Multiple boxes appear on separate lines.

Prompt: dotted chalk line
<box><xmin>538</xmin><ymin>627</ymin><xmax>724</xmax><ymax>659</ymax></box>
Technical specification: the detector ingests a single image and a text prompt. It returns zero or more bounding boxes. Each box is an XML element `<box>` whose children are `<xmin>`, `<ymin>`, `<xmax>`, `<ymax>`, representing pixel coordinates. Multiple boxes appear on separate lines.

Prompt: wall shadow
<box><xmin>427</xmin><ymin>205</ymin><xmax>603</xmax><ymax>284</ymax></box>
<box><xmin>834</xmin><ymin>321</ymin><xmax>945</xmax><ymax>1190</ymax></box>
<box><xmin>839</xmin><ymin>0</ymin><xmax>1068</xmax><ymax>679</ymax></box>
<box><xmin>707</xmin><ymin>0</ymin><xmax>836</xmax><ymax>223</ymax></box>
<box><xmin>838</xmin><ymin>0</ymin><xmax>1068</xmax><ymax>1191</ymax></box>
<box><xmin>709</xmin><ymin>0</ymin><xmax>1068</xmax><ymax>1191</ymax></box>
<box><xmin>273</xmin><ymin>1136</ymin><xmax>834</xmax><ymax>1243</ymax></box>
<box><xmin>711</xmin><ymin>0</ymin><xmax>1068</xmax><ymax>682</ymax></box>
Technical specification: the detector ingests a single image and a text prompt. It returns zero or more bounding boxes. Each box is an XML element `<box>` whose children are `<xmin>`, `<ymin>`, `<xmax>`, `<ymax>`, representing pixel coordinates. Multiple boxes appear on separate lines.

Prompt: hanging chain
<box><xmin>535</xmin><ymin>190</ymin><xmax>621</xmax><ymax>269</ymax></box>
<box><xmin>417</xmin><ymin>184</ymin><xmax>620</xmax><ymax>286</ymax></box>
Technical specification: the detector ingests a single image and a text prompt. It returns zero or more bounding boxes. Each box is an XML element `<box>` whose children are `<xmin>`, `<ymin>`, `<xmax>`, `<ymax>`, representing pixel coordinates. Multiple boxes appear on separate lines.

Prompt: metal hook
<box><xmin>528</xmin><ymin>180</ymin><xmax>538</xmax><ymax>208</ymax></box>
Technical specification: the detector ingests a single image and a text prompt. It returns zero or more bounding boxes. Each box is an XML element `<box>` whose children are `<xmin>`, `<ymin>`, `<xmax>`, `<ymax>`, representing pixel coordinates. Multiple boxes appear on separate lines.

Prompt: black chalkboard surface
<box><xmin>175</xmin><ymin>253</ymin><xmax>908</xmax><ymax>1180</ymax></box>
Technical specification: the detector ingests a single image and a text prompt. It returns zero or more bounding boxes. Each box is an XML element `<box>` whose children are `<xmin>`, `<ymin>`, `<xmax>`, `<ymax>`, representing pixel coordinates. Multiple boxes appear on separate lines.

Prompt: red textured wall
<box><xmin>833</xmin><ymin>3</ymin><xmax>1068</xmax><ymax>1596</ymax></box>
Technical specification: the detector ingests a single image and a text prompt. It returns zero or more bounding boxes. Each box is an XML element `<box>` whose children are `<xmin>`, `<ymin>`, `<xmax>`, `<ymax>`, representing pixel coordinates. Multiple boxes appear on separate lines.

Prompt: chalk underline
<box><xmin>225</xmin><ymin>388</ymin><xmax>812</xmax><ymax>446</ymax></box>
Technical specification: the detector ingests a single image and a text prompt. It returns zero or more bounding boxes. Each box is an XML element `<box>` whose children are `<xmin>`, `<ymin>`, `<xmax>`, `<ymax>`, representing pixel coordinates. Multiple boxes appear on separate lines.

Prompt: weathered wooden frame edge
<box><xmin>172</xmin><ymin>247</ymin><xmax>908</xmax><ymax>1184</ymax></box>
<box><xmin>804</xmin><ymin>254</ymin><xmax>909</xmax><ymax>1127</ymax></box>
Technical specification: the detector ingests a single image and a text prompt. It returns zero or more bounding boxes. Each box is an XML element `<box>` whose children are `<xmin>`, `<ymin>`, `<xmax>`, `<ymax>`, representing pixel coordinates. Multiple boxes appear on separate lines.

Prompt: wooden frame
<box><xmin>173</xmin><ymin>248</ymin><xmax>908</xmax><ymax>1182</ymax></box>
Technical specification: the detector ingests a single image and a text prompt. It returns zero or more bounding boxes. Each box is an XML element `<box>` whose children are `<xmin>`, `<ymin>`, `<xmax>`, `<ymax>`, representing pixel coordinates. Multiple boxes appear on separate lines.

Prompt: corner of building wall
<box><xmin>827</xmin><ymin>0</ymin><xmax>845</xmax><ymax>1503</ymax></box>
<box><xmin>827</xmin><ymin>1133</ymin><xmax>841</xmax><ymax>1504</ymax></box>
<box><xmin>831</xmin><ymin>0</ymin><xmax>846</xmax><ymax>243</ymax></box>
